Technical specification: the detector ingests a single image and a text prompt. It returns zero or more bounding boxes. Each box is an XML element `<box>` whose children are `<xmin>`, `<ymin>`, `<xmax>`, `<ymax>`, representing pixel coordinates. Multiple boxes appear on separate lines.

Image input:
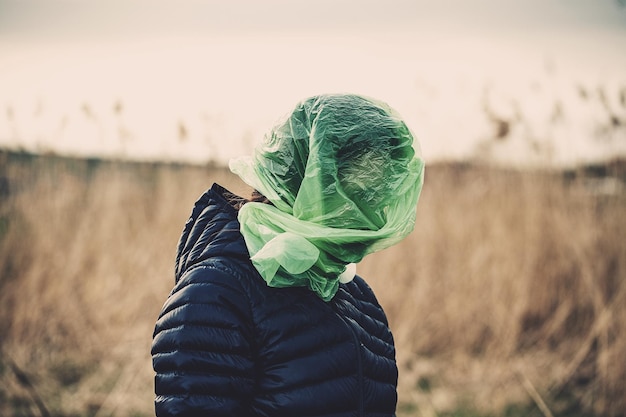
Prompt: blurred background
<box><xmin>1</xmin><ymin>0</ymin><xmax>625</xmax><ymax>166</ymax></box>
<box><xmin>1</xmin><ymin>1</ymin><xmax>625</xmax><ymax>416</ymax></box>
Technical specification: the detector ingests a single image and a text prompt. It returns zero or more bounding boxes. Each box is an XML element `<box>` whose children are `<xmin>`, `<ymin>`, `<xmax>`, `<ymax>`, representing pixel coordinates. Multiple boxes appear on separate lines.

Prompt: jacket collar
<box><xmin>174</xmin><ymin>183</ymin><xmax>250</xmax><ymax>283</ymax></box>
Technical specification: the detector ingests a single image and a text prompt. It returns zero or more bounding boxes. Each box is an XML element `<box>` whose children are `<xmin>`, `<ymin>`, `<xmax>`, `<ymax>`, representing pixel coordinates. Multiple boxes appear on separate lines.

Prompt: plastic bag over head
<box><xmin>230</xmin><ymin>94</ymin><xmax>425</xmax><ymax>301</ymax></box>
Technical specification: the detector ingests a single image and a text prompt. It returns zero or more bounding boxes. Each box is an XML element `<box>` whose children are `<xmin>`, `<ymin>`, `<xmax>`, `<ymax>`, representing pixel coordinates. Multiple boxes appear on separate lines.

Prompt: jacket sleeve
<box><xmin>152</xmin><ymin>264</ymin><xmax>256</xmax><ymax>417</ymax></box>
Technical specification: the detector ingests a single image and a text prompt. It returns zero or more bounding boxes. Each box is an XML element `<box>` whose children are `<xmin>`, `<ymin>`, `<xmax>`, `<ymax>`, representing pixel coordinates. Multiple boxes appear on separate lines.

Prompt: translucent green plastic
<box><xmin>230</xmin><ymin>94</ymin><xmax>424</xmax><ymax>301</ymax></box>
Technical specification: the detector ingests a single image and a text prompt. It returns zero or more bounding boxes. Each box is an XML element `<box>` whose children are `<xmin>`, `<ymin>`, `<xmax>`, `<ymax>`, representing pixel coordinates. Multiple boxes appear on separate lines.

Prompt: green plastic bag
<box><xmin>230</xmin><ymin>94</ymin><xmax>424</xmax><ymax>301</ymax></box>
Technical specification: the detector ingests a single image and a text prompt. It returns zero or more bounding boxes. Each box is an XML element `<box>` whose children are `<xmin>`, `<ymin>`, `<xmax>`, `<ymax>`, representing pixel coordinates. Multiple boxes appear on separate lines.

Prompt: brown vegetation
<box><xmin>0</xmin><ymin>151</ymin><xmax>625</xmax><ymax>416</ymax></box>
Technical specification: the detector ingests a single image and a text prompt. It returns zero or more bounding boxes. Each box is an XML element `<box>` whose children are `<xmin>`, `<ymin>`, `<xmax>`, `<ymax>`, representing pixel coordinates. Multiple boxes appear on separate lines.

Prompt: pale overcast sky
<box><xmin>1</xmin><ymin>0</ymin><xmax>625</xmax><ymax>165</ymax></box>
<box><xmin>1</xmin><ymin>0</ymin><xmax>625</xmax><ymax>39</ymax></box>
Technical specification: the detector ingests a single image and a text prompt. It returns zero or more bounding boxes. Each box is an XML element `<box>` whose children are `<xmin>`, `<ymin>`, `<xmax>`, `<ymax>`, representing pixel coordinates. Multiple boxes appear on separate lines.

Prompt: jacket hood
<box><xmin>174</xmin><ymin>183</ymin><xmax>250</xmax><ymax>283</ymax></box>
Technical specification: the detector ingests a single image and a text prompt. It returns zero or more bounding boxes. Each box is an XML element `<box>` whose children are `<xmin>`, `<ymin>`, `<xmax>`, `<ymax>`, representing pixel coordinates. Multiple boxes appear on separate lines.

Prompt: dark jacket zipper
<box><xmin>331</xmin><ymin>301</ymin><xmax>365</xmax><ymax>417</ymax></box>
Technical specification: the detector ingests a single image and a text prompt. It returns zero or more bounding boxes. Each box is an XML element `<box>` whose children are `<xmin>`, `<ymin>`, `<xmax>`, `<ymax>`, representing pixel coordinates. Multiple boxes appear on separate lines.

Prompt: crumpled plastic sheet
<box><xmin>230</xmin><ymin>93</ymin><xmax>424</xmax><ymax>301</ymax></box>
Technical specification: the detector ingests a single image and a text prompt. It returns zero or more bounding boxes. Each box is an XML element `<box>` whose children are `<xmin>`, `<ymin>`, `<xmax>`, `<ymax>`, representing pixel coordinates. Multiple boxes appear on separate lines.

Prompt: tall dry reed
<box><xmin>0</xmin><ymin>152</ymin><xmax>624</xmax><ymax>416</ymax></box>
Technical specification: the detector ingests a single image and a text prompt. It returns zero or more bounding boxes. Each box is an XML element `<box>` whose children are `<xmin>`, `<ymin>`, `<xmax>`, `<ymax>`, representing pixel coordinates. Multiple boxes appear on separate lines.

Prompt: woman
<box><xmin>152</xmin><ymin>94</ymin><xmax>425</xmax><ymax>416</ymax></box>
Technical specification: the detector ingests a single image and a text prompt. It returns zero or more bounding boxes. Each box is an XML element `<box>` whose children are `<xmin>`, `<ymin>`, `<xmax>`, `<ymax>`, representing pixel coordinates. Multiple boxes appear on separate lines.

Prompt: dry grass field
<box><xmin>0</xmin><ymin>150</ymin><xmax>625</xmax><ymax>417</ymax></box>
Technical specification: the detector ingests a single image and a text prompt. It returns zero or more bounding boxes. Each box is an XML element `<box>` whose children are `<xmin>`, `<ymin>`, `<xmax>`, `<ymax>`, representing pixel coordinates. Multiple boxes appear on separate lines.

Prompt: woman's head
<box><xmin>230</xmin><ymin>94</ymin><xmax>424</xmax><ymax>300</ymax></box>
<box><xmin>231</xmin><ymin>94</ymin><xmax>421</xmax><ymax>230</ymax></box>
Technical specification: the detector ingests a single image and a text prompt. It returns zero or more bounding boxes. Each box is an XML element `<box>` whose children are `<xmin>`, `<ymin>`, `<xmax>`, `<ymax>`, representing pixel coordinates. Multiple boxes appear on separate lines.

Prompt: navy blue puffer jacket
<box><xmin>152</xmin><ymin>184</ymin><xmax>398</xmax><ymax>417</ymax></box>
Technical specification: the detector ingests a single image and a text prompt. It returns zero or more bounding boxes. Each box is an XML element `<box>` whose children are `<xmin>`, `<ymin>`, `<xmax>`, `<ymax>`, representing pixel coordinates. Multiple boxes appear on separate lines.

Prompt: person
<box><xmin>151</xmin><ymin>93</ymin><xmax>425</xmax><ymax>417</ymax></box>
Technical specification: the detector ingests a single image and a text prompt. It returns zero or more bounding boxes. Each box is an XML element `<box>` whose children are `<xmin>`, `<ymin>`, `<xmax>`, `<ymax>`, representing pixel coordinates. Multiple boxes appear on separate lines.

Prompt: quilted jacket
<box><xmin>152</xmin><ymin>184</ymin><xmax>398</xmax><ymax>417</ymax></box>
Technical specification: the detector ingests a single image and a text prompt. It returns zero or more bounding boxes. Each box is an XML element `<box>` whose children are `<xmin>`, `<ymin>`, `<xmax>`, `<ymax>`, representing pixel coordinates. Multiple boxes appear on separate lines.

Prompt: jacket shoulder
<box><xmin>152</xmin><ymin>261</ymin><xmax>258</xmax><ymax>417</ymax></box>
<box><xmin>155</xmin><ymin>260</ymin><xmax>256</xmax><ymax>333</ymax></box>
<box><xmin>343</xmin><ymin>276</ymin><xmax>388</xmax><ymax>321</ymax></box>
